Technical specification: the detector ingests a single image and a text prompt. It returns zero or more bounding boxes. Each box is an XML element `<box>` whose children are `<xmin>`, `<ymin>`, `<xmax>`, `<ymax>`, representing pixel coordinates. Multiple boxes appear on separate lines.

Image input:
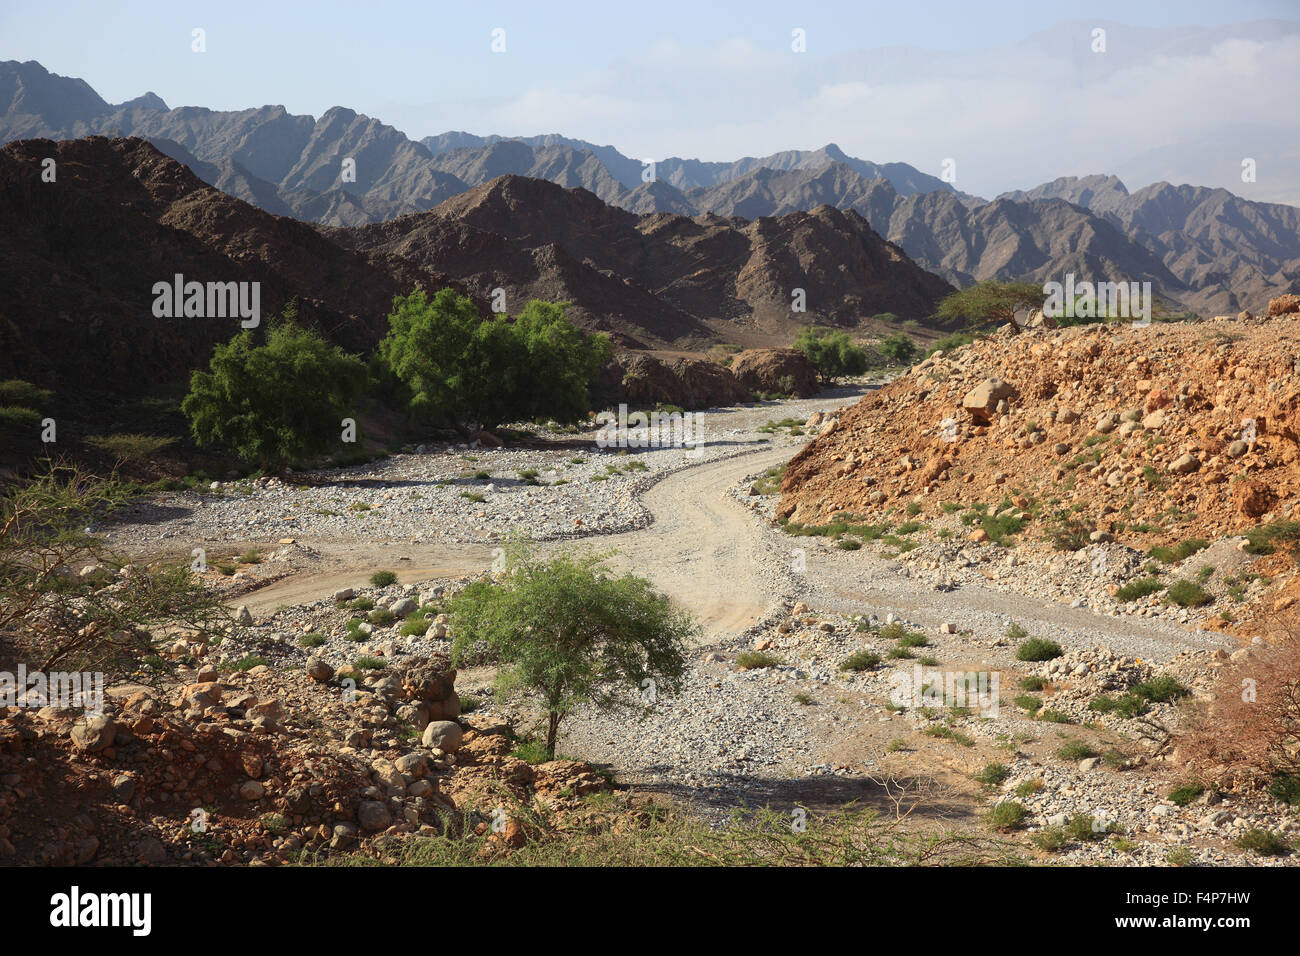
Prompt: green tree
<box><xmin>448</xmin><ymin>540</ymin><xmax>697</xmax><ymax>755</ymax></box>
<box><xmin>794</xmin><ymin>326</ymin><xmax>870</xmax><ymax>383</ymax></box>
<box><xmin>935</xmin><ymin>280</ymin><xmax>1043</xmax><ymax>332</ymax></box>
<box><xmin>379</xmin><ymin>289</ymin><xmax>611</xmax><ymax>433</ymax></box>
<box><xmin>182</xmin><ymin>308</ymin><xmax>367</xmax><ymax>474</ymax></box>
<box><xmin>877</xmin><ymin>332</ymin><xmax>917</xmax><ymax>365</ymax></box>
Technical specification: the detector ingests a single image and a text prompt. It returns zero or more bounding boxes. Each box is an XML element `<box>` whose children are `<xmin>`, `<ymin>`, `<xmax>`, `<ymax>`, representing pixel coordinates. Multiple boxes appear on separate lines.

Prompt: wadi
<box><xmin>1</xmin><ymin>11</ymin><xmax>1298</xmax><ymax>883</ymax></box>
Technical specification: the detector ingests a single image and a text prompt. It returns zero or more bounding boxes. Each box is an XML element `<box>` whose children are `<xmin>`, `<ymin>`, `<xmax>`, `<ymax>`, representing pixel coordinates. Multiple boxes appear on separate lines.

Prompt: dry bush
<box><xmin>1176</xmin><ymin>632</ymin><xmax>1300</xmax><ymax>790</ymax></box>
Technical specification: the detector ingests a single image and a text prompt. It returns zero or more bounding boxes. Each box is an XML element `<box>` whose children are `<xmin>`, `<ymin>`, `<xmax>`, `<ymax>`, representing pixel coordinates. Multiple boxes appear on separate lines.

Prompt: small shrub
<box><xmin>1019</xmin><ymin>676</ymin><xmax>1047</xmax><ymax>691</ymax></box>
<box><xmin>399</xmin><ymin>615</ymin><xmax>430</xmax><ymax>637</ymax></box>
<box><xmin>986</xmin><ymin>801</ymin><xmax>1027</xmax><ymax>831</ymax></box>
<box><xmin>840</xmin><ymin>650</ymin><xmax>881</xmax><ymax>672</ymax></box>
<box><xmin>229</xmin><ymin>654</ymin><xmax>269</xmax><ymax>672</ymax></box>
<box><xmin>367</xmin><ymin>608</ymin><xmax>395</xmax><ymax>627</ymax></box>
<box><xmin>1167</xmin><ymin>579</ymin><xmax>1212</xmax><ymax>608</ymax></box>
<box><xmin>1168</xmin><ymin>784</ymin><xmax>1205</xmax><ymax>807</ymax></box>
<box><xmin>1032</xmin><ymin>827</ymin><xmax>1066</xmax><ymax>852</ymax></box>
<box><xmin>1116</xmin><ymin>577</ymin><xmax>1164</xmax><ymax>601</ymax></box>
<box><xmin>1235</xmin><ymin>829</ymin><xmax>1291</xmax><ymax>856</ymax></box>
<box><xmin>354</xmin><ymin>656</ymin><xmax>387</xmax><ymax>670</ymax></box>
<box><xmin>370</xmin><ymin>570</ymin><xmax>398</xmax><ymax>587</ymax></box>
<box><xmin>299</xmin><ymin>632</ymin><xmax>327</xmax><ymax>648</ymax></box>
<box><xmin>736</xmin><ymin>651</ymin><xmax>782</xmax><ymax>670</ymax></box>
<box><xmin>1016</xmin><ymin>638</ymin><xmax>1063</xmax><ymax>662</ymax></box>
<box><xmin>1057</xmin><ymin>740</ymin><xmax>1097</xmax><ymax>761</ymax></box>
<box><xmin>975</xmin><ymin>763</ymin><xmax>1010</xmax><ymax>788</ymax></box>
<box><xmin>1037</xmin><ymin>709</ymin><xmax>1074</xmax><ymax>724</ymax></box>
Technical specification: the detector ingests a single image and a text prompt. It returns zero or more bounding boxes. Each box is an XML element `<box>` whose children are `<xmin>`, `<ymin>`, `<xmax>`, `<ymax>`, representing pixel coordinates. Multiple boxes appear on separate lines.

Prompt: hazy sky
<box><xmin>3</xmin><ymin>0</ymin><xmax>1298</xmax><ymax>199</ymax></box>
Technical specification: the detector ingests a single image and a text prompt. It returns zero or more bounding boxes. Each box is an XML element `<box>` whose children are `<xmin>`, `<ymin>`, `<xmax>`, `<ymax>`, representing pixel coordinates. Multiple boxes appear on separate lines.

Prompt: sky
<box><xmin>3</xmin><ymin>0</ymin><xmax>1299</xmax><ymax>200</ymax></box>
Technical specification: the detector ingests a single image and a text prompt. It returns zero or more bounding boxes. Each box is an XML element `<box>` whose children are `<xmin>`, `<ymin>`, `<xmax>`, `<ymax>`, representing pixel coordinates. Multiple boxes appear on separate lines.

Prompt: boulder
<box><xmin>421</xmin><ymin>721</ymin><xmax>464</xmax><ymax>753</ymax></box>
<box><xmin>961</xmin><ymin>378</ymin><xmax>1016</xmax><ymax>423</ymax></box>
<box><xmin>729</xmin><ymin>348</ymin><xmax>820</xmax><ymax>398</ymax></box>
<box><xmin>1266</xmin><ymin>294</ymin><xmax>1300</xmax><ymax>316</ymax></box>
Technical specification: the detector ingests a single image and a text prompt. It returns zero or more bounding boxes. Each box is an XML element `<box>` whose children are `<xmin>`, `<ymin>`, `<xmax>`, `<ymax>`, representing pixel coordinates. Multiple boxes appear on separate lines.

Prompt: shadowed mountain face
<box><xmin>2</xmin><ymin>59</ymin><xmax>1296</xmax><ymax>324</ymax></box>
<box><xmin>0</xmin><ymin>138</ymin><xmax>953</xmax><ymax>402</ymax></box>
<box><xmin>0</xmin><ymin>137</ymin><xmax>457</xmax><ymax>391</ymax></box>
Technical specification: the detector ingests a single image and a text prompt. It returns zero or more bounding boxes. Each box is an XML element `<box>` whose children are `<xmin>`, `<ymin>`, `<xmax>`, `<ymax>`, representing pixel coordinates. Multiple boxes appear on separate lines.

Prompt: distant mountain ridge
<box><xmin>2</xmin><ymin>59</ymin><xmax>1297</xmax><ymax>318</ymax></box>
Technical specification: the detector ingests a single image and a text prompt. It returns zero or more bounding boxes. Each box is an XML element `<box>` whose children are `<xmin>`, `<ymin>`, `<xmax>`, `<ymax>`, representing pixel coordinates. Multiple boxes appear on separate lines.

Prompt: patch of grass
<box><xmin>1116</xmin><ymin>576</ymin><xmax>1164</xmax><ymax>601</ymax></box>
<box><xmin>367</xmin><ymin>608</ymin><xmax>396</xmax><ymax>627</ymax></box>
<box><xmin>511</xmin><ymin>738</ymin><xmax>554</xmax><ymax>764</ymax></box>
<box><xmin>354</xmin><ymin>656</ymin><xmax>387</xmax><ymax>670</ymax></box>
<box><xmin>793</xmin><ymin>691</ymin><xmax>814</xmax><ymax>706</ymax></box>
<box><xmin>460</xmin><ymin>491</ymin><xmax>487</xmax><ymax>502</ymax></box>
<box><xmin>1037</xmin><ymin>709</ymin><xmax>1074</xmax><ymax>724</ymax></box>
<box><xmin>1014</xmin><ymin>778</ymin><xmax>1043</xmax><ymax>798</ymax></box>
<box><xmin>1014</xmin><ymin>694</ymin><xmax>1042</xmax><ymax>714</ymax></box>
<box><xmin>298</xmin><ymin>632</ymin><xmax>327</xmax><ymax>648</ymax></box>
<box><xmin>736</xmin><ymin>651</ymin><xmax>783</xmax><ymax>670</ymax></box>
<box><xmin>238</xmin><ymin>549</ymin><xmax>262</xmax><ymax>564</ymax></box>
<box><xmin>840</xmin><ymin>650</ymin><xmax>881</xmax><ymax>672</ymax></box>
<box><xmin>1016</xmin><ymin>638</ymin><xmax>1063</xmax><ymax>662</ymax></box>
<box><xmin>1019</xmin><ymin>676</ymin><xmax>1047</xmax><ymax>691</ymax></box>
<box><xmin>1089</xmin><ymin>693</ymin><xmax>1147</xmax><ymax>718</ymax></box>
<box><xmin>369</xmin><ymin>570</ymin><xmax>398</xmax><ymax>588</ymax></box>
<box><xmin>349</xmin><ymin>596</ymin><xmax>375</xmax><ymax>611</ymax></box>
<box><xmin>887</xmin><ymin>646</ymin><xmax>916</xmax><ymax>660</ymax></box>
<box><xmin>836</xmin><ymin>538</ymin><xmax>862</xmax><ymax>550</ymax></box>
<box><xmin>986</xmin><ymin>801</ymin><xmax>1027</xmax><ymax>832</ymax></box>
<box><xmin>229</xmin><ymin>654</ymin><xmax>269</xmax><ymax>672</ymax></box>
<box><xmin>399</xmin><ymin>615</ymin><xmax>430</xmax><ymax>637</ymax></box>
<box><xmin>1166</xmin><ymin>846</ymin><xmax>1195</xmax><ymax>867</ymax></box>
<box><xmin>1066</xmin><ymin>814</ymin><xmax>1109</xmax><ymax>842</ymax></box>
<box><xmin>1031</xmin><ymin>827</ymin><xmax>1066</xmax><ymax>852</ymax></box>
<box><xmin>1235</xmin><ymin>829</ymin><xmax>1291</xmax><ymax>856</ymax></box>
<box><xmin>1056</xmin><ymin>740</ymin><xmax>1097</xmax><ymax>761</ymax></box>
<box><xmin>975</xmin><ymin>763</ymin><xmax>1010</xmax><ymax>788</ymax></box>
<box><xmin>1168</xmin><ymin>784</ymin><xmax>1205</xmax><ymax>807</ymax></box>
<box><xmin>924</xmin><ymin>725</ymin><xmax>974</xmax><ymax>747</ymax></box>
<box><xmin>1148</xmin><ymin>538</ymin><xmax>1209</xmax><ymax>563</ymax></box>
<box><xmin>1167</xmin><ymin>579</ymin><xmax>1212</xmax><ymax>608</ymax></box>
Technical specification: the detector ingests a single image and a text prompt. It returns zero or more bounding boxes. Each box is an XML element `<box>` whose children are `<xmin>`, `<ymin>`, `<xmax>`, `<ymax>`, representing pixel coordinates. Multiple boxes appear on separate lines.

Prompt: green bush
<box><xmin>1116</xmin><ymin>577</ymin><xmax>1164</xmax><ymax>601</ymax></box>
<box><xmin>399</xmin><ymin>615</ymin><xmax>430</xmax><ymax>637</ymax></box>
<box><xmin>1168</xmin><ymin>784</ymin><xmax>1205</xmax><ymax>807</ymax></box>
<box><xmin>182</xmin><ymin>307</ymin><xmax>367</xmax><ymax>474</ymax></box>
<box><xmin>1235</xmin><ymin>829</ymin><xmax>1291</xmax><ymax>856</ymax></box>
<box><xmin>1016</xmin><ymin>638</ymin><xmax>1063</xmax><ymax>662</ymax></box>
<box><xmin>986</xmin><ymin>801</ymin><xmax>1027</xmax><ymax>831</ymax></box>
<box><xmin>737</xmin><ymin>651</ymin><xmax>783</xmax><ymax>670</ymax></box>
<box><xmin>1056</xmin><ymin>740</ymin><xmax>1097</xmax><ymax>761</ymax></box>
<box><xmin>975</xmin><ymin>763</ymin><xmax>1010</xmax><ymax>788</ymax></box>
<box><xmin>379</xmin><ymin>289</ymin><xmax>611</xmax><ymax>433</ymax></box>
<box><xmin>1167</xmin><ymin>580</ymin><xmax>1212</xmax><ymax>608</ymax></box>
<box><xmin>370</xmin><ymin>570</ymin><xmax>398</xmax><ymax>588</ymax></box>
<box><xmin>793</xmin><ymin>325</ymin><xmax>870</xmax><ymax>382</ymax></box>
<box><xmin>840</xmin><ymin>650</ymin><xmax>881</xmax><ymax>672</ymax></box>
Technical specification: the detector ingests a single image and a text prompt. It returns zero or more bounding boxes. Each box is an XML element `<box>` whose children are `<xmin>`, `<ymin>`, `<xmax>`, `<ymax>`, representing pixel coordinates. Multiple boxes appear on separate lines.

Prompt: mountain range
<box><xmin>0</xmin><ymin>136</ymin><xmax>952</xmax><ymax>399</ymax></box>
<box><xmin>2</xmin><ymin>58</ymin><xmax>1297</xmax><ymax>324</ymax></box>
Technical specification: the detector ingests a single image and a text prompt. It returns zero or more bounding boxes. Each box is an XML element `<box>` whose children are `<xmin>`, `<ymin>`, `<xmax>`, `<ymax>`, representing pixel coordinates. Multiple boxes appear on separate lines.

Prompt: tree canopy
<box><xmin>182</xmin><ymin>307</ymin><xmax>367</xmax><ymax>474</ymax></box>
<box><xmin>448</xmin><ymin>540</ymin><xmax>696</xmax><ymax>755</ymax></box>
<box><xmin>935</xmin><ymin>280</ymin><xmax>1043</xmax><ymax>331</ymax></box>
<box><xmin>379</xmin><ymin>289</ymin><xmax>611</xmax><ymax>433</ymax></box>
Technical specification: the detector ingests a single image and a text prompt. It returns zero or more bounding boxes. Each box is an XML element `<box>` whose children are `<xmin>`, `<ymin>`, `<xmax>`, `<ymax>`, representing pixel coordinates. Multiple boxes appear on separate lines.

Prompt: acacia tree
<box><xmin>379</xmin><ymin>290</ymin><xmax>610</xmax><ymax>434</ymax></box>
<box><xmin>182</xmin><ymin>307</ymin><xmax>367</xmax><ymax>474</ymax></box>
<box><xmin>935</xmin><ymin>281</ymin><xmax>1043</xmax><ymax>332</ymax></box>
<box><xmin>448</xmin><ymin>540</ymin><xmax>696</xmax><ymax>755</ymax></box>
<box><xmin>794</xmin><ymin>326</ymin><xmax>870</xmax><ymax>383</ymax></box>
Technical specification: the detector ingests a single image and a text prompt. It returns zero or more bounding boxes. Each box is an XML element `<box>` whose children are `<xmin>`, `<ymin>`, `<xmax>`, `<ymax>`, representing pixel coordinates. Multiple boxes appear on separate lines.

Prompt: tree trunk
<box><xmin>546</xmin><ymin>711</ymin><xmax>561</xmax><ymax>757</ymax></box>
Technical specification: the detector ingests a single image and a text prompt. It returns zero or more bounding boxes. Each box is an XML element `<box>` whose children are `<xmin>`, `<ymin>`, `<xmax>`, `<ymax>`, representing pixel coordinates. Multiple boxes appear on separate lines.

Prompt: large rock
<box><xmin>70</xmin><ymin>715</ymin><xmax>117</xmax><ymax>752</ymax></box>
<box><xmin>421</xmin><ymin>721</ymin><xmax>464</xmax><ymax>753</ymax></box>
<box><xmin>356</xmin><ymin>800</ymin><xmax>392</xmax><ymax>832</ymax></box>
<box><xmin>961</xmin><ymin>377</ymin><xmax>1016</xmax><ymax>423</ymax></box>
<box><xmin>667</xmin><ymin>357</ymin><xmax>751</xmax><ymax>407</ymax></box>
<box><xmin>729</xmin><ymin>348</ymin><xmax>819</xmax><ymax>398</ymax></box>
<box><xmin>1266</xmin><ymin>294</ymin><xmax>1300</xmax><ymax>316</ymax></box>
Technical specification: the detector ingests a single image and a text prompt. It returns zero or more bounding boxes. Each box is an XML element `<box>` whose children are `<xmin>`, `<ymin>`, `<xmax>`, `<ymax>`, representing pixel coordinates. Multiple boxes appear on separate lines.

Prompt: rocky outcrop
<box><xmin>729</xmin><ymin>349</ymin><xmax>820</xmax><ymax>398</ymax></box>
